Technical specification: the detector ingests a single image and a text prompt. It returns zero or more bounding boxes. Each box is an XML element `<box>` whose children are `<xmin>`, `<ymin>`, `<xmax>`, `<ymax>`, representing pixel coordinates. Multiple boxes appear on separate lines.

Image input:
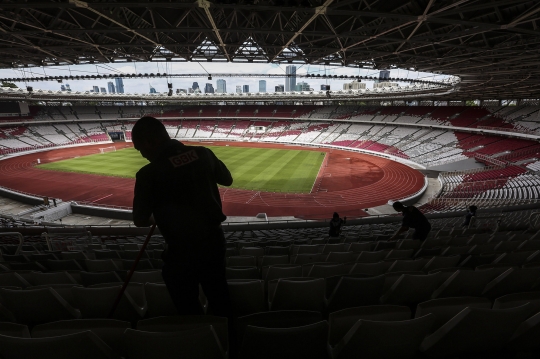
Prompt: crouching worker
<box><xmin>329</xmin><ymin>212</ymin><xmax>346</xmax><ymax>238</ymax></box>
<box><xmin>389</xmin><ymin>201</ymin><xmax>431</xmax><ymax>241</ymax></box>
<box><xmin>131</xmin><ymin>116</ymin><xmax>233</xmax><ymax>317</ymax></box>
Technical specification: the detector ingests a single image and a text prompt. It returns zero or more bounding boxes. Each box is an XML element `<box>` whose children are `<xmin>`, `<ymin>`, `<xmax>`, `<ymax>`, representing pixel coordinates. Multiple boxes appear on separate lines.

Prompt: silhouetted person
<box><xmin>329</xmin><ymin>212</ymin><xmax>346</xmax><ymax>237</ymax></box>
<box><xmin>463</xmin><ymin>205</ymin><xmax>477</xmax><ymax>227</ymax></box>
<box><xmin>132</xmin><ymin>116</ymin><xmax>233</xmax><ymax>317</ymax></box>
<box><xmin>389</xmin><ymin>201</ymin><xmax>431</xmax><ymax>241</ymax></box>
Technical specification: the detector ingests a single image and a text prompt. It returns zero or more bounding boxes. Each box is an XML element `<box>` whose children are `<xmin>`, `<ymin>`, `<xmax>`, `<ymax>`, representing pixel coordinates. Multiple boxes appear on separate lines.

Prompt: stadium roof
<box><xmin>0</xmin><ymin>0</ymin><xmax>539</xmax><ymax>100</ymax></box>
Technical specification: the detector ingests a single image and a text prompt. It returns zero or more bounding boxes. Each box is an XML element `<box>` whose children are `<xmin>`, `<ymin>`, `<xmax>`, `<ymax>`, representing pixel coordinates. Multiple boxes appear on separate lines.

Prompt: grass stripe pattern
<box><xmin>37</xmin><ymin>145</ymin><xmax>325</xmax><ymax>193</ymax></box>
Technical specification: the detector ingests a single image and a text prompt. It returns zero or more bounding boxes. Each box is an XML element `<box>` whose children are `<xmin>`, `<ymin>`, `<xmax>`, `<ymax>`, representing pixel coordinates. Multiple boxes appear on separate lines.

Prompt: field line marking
<box><xmin>310</xmin><ymin>151</ymin><xmax>328</xmax><ymax>194</ymax></box>
<box><xmin>246</xmin><ymin>191</ymin><xmax>261</xmax><ymax>204</ymax></box>
<box><xmin>91</xmin><ymin>194</ymin><xmax>113</xmax><ymax>203</ymax></box>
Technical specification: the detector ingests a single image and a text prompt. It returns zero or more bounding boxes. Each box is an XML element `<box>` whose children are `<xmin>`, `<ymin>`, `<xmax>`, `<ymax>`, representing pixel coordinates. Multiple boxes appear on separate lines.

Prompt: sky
<box><xmin>0</xmin><ymin>62</ymin><xmax>453</xmax><ymax>94</ymax></box>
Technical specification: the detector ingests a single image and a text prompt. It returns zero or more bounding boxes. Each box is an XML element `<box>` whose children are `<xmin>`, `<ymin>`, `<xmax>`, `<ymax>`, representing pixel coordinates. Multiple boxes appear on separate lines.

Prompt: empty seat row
<box><xmin>0</xmin><ymin>298</ymin><xmax>539</xmax><ymax>359</ymax></box>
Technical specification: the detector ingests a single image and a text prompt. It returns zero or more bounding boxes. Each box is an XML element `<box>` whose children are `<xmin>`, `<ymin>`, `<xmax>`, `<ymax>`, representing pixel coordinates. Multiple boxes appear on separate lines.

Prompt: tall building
<box><xmin>100</xmin><ymin>87</ymin><xmax>106</xmax><ymax>93</ymax></box>
<box><xmin>65</xmin><ymin>84</ymin><xmax>71</xmax><ymax>92</ymax></box>
<box><xmin>192</xmin><ymin>82</ymin><xmax>199</xmax><ymax>91</ymax></box>
<box><xmin>275</xmin><ymin>84</ymin><xmax>284</xmax><ymax>92</ymax></box>
<box><xmin>236</xmin><ymin>85</ymin><xmax>242</xmax><ymax>93</ymax></box>
<box><xmin>243</xmin><ymin>85</ymin><xmax>249</xmax><ymax>93</ymax></box>
<box><xmin>216</xmin><ymin>79</ymin><xmax>226</xmax><ymax>93</ymax></box>
<box><xmin>149</xmin><ymin>86</ymin><xmax>157</xmax><ymax>94</ymax></box>
<box><xmin>295</xmin><ymin>82</ymin><xmax>310</xmax><ymax>91</ymax></box>
<box><xmin>374</xmin><ymin>70</ymin><xmax>391</xmax><ymax>84</ymax></box>
<box><xmin>114</xmin><ymin>78</ymin><xmax>124</xmax><ymax>93</ymax></box>
<box><xmin>259</xmin><ymin>80</ymin><xmax>266</xmax><ymax>92</ymax></box>
<box><xmin>380</xmin><ymin>70</ymin><xmax>390</xmax><ymax>80</ymax></box>
<box><xmin>107</xmin><ymin>82</ymin><xmax>115</xmax><ymax>93</ymax></box>
<box><xmin>204</xmin><ymin>83</ymin><xmax>215</xmax><ymax>93</ymax></box>
<box><xmin>285</xmin><ymin>65</ymin><xmax>296</xmax><ymax>91</ymax></box>
<box><xmin>92</xmin><ymin>85</ymin><xmax>99</xmax><ymax>93</ymax></box>
<box><xmin>60</xmin><ymin>85</ymin><xmax>66</xmax><ymax>91</ymax></box>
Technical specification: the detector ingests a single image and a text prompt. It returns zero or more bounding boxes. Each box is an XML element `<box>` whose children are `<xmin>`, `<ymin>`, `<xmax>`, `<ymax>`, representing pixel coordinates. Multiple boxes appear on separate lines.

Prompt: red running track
<box><xmin>0</xmin><ymin>142</ymin><xmax>424</xmax><ymax>219</ymax></box>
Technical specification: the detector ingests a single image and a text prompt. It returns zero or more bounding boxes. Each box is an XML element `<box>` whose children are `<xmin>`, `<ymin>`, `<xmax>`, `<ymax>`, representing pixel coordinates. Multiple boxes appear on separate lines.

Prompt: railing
<box><xmin>497</xmin><ymin>146</ymin><xmax>540</xmax><ymax>162</ymax></box>
<box><xmin>73</xmin><ymin>201</ymin><xmax>132</xmax><ymax>211</ymax></box>
<box><xmin>439</xmin><ymin>164</ymin><xmax>500</xmax><ymax>177</ymax></box>
<box><xmin>0</xmin><ymin>138</ymin><xmax>113</xmax><ymax>158</ymax></box>
<box><xmin>477</xmin><ymin>125</ymin><xmax>536</xmax><ymax>135</ymax></box>
<box><xmin>473</xmin><ymin>153</ymin><xmax>507</xmax><ymax>167</ymax></box>
<box><xmin>0</xmin><ymin>185</ymin><xmax>45</xmax><ymax>201</ymax></box>
<box><xmin>421</xmin><ymin>197</ymin><xmax>539</xmax><ymax>213</ymax></box>
<box><xmin>0</xmin><ymin>232</ymin><xmax>23</xmax><ymax>255</ymax></box>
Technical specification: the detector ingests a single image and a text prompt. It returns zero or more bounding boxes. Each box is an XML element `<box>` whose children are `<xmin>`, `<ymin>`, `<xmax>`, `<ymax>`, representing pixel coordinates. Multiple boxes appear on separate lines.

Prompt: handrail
<box><xmin>73</xmin><ymin>201</ymin><xmax>132</xmax><ymax>211</ymax></box>
<box><xmin>0</xmin><ymin>232</ymin><xmax>24</xmax><ymax>255</ymax></box>
<box><xmin>439</xmin><ymin>165</ymin><xmax>500</xmax><ymax>177</ymax></box>
<box><xmin>473</xmin><ymin>153</ymin><xmax>507</xmax><ymax>167</ymax></box>
<box><xmin>41</xmin><ymin>230</ymin><xmax>93</xmax><ymax>251</ymax></box>
<box><xmin>477</xmin><ymin>125</ymin><xmax>537</xmax><ymax>135</ymax></box>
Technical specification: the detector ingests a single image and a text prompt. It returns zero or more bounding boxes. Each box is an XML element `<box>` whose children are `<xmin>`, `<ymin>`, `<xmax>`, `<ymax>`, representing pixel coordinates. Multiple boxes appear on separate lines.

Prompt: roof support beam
<box><xmin>394</xmin><ymin>0</ymin><xmax>435</xmax><ymax>53</ymax></box>
<box><xmin>506</xmin><ymin>3</ymin><xmax>540</xmax><ymax>27</ymax></box>
<box><xmin>270</xmin><ymin>0</ymin><xmax>334</xmax><ymax>62</ymax></box>
<box><xmin>197</xmin><ymin>0</ymin><xmax>230</xmax><ymax>62</ymax></box>
<box><xmin>68</xmin><ymin>0</ymin><xmax>169</xmax><ymax>55</ymax></box>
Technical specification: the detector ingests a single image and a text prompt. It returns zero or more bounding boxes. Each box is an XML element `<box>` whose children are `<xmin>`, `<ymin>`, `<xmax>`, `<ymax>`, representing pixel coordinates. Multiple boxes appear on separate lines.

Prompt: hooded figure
<box><xmin>329</xmin><ymin>212</ymin><xmax>346</xmax><ymax>237</ymax></box>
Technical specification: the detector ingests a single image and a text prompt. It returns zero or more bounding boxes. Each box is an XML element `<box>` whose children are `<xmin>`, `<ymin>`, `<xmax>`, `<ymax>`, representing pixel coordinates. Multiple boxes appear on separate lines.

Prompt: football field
<box><xmin>37</xmin><ymin>145</ymin><xmax>326</xmax><ymax>193</ymax></box>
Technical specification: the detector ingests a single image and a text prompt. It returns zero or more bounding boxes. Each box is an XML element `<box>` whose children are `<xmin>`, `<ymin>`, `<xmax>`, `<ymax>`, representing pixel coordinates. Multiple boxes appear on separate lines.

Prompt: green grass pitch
<box><xmin>37</xmin><ymin>145</ymin><xmax>326</xmax><ymax>193</ymax></box>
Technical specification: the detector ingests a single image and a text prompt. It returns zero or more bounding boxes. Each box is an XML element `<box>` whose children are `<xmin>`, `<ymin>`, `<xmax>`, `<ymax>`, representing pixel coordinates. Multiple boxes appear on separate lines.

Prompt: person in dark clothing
<box><xmin>389</xmin><ymin>201</ymin><xmax>432</xmax><ymax>241</ymax></box>
<box><xmin>463</xmin><ymin>205</ymin><xmax>477</xmax><ymax>227</ymax></box>
<box><xmin>132</xmin><ymin>116</ymin><xmax>233</xmax><ymax>317</ymax></box>
<box><xmin>329</xmin><ymin>212</ymin><xmax>346</xmax><ymax>237</ymax></box>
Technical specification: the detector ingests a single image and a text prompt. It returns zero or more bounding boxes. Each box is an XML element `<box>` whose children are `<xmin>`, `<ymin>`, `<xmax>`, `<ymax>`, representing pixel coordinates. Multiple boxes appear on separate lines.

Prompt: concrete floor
<box><xmin>0</xmin><ymin>196</ymin><xmax>34</xmax><ymax>216</ymax></box>
<box><xmin>49</xmin><ymin>213</ymin><xmax>133</xmax><ymax>226</ymax></box>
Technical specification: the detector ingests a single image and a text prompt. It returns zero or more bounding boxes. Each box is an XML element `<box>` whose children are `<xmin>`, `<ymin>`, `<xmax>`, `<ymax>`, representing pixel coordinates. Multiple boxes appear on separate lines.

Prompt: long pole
<box><xmin>108</xmin><ymin>223</ymin><xmax>157</xmax><ymax>318</ymax></box>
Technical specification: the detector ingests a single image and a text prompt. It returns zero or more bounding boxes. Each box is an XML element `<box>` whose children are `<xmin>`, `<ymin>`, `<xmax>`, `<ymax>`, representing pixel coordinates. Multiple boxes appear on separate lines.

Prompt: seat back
<box><xmin>270</xmin><ymin>278</ymin><xmax>325</xmax><ymax>312</ymax></box>
<box><xmin>228</xmin><ymin>280</ymin><xmax>266</xmax><ymax>317</ymax></box>
<box><xmin>416</xmin><ymin>297</ymin><xmax>492</xmax><ymax>332</ymax></box>
<box><xmin>333</xmin><ymin>315</ymin><xmax>435</xmax><ymax>359</ymax></box>
<box><xmin>124</xmin><ymin>326</ymin><xmax>225</xmax><ymax>359</ymax></box>
<box><xmin>239</xmin><ymin>321</ymin><xmax>329</xmax><ymax>359</ymax></box>
<box><xmin>137</xmin><ymin>315</ymin><xmax>228</xmax><ymax>353</ymax></box>
<box><xmin>328</xmin><ymin>305</ymin><xmax>411</xmax><ymax>346</ymax></box>
<box><xmin>0</xmin><ymin>330</ymin><xmax>118</xmax><ymax>359</ymax></box>
<box><xmin>31</xmin><ymin>319</ymin><xmax>130</xmax><ymax>357</ymax></box>
<box><xmin>0</xmin><ymin>287</ymin><xmax>80</xmax><ymax>325</ymax></box>
<box><xmin>326</xmin><ymin>275</ymin><xmax>385</xmax><ymax>313</ymax></box>
<box><xmin>420</xmin><ymin>304</ymin><xmax>534</xmax><ymax>356</ymax></box>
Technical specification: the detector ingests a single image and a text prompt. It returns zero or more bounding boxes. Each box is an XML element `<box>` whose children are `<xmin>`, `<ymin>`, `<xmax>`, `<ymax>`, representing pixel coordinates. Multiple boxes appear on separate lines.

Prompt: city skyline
<box><xmin>66</xmin><ymin>73</ymin><xmax>401</xmax><ymax>95</ymax></box>
<box><xmin>1</xmin><ymin>61</ymin><xmax>450</xmax><ymax>95</ymax></box>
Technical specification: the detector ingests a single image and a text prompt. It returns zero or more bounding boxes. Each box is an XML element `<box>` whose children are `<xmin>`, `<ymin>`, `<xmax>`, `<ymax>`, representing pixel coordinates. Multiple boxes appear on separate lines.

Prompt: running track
<box><xmin>0</xmin><ymin>142</ymin><xmax>425</xmax><ymax>219</ymax></box>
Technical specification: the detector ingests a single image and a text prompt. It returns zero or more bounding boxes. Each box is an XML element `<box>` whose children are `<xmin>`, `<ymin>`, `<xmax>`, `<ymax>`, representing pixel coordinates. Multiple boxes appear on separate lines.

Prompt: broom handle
<box><xmin>108</xmin><ymin>223</ymin><xmax>157</xmax><ymax>318</ymax></box>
